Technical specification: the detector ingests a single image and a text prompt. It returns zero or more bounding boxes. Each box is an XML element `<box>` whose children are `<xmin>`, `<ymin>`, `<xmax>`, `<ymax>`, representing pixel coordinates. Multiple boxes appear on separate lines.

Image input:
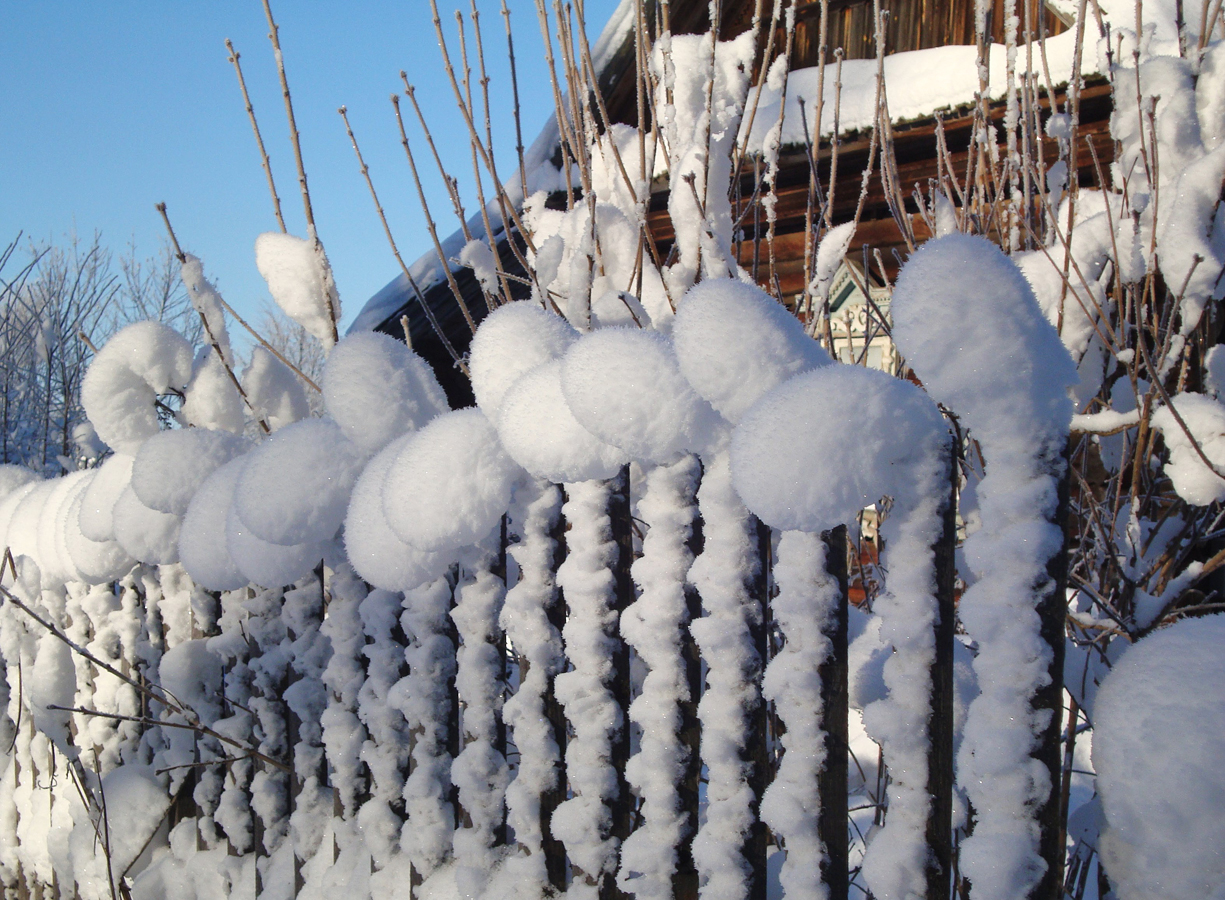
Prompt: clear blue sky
<box><xmin>2</xmin><ymin>0</ymin><xmax>620</xmax><ymax>338</ymax></box>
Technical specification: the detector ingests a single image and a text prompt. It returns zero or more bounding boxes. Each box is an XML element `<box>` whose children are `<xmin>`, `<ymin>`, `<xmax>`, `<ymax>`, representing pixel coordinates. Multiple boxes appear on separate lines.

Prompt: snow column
<box><xmin>759</xmin><ymin>530</ymin><xmax>847</xmax><ymax>900</ymax></box>
<box><xmin>393</xmin><ymin>576</ymin><xmax>457</xmax><ymax>881</ymax></box>
<box><xmin>552</xmin><ymin>475</ymin><xmax>629</xmax><ymax>898</ymax></box>
<box><xmin>688</xmin><ymin>450</ymin><xmax>765</xmax><ymax>900</ymax></box>
<box><xmin>617</xmin><ymin>456</ymin><xmax>702</xmax><ymax>900</ymax></box>
<box><xmin>892</xmin><ymin>234</ymin><xmax>1077</xmax><ymax>900</ymax></box>
<box><xmin>500</xmin><ymin>480</ymin><xmax>567</xmax><ymax>893</ymax></box>
<box><xmin>451</xmin><ymin>530</ymin><xmax>511</xmax><ymax>899</ymax></box>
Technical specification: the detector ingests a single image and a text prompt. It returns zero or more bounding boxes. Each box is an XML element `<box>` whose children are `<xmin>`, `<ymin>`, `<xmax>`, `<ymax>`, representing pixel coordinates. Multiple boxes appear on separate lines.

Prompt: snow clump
<box><xmin>468</xmin><ymin>301</ymin><xmax>579</xmax><ymax>420</ymax></box>
<box><xmin>131</xmin><ymin>428</ymin><xmax>248</xmax><ymax>516</ymax></box>
<box><xmin>383</xmin><ymin>408</ymin><xmax>522</xmax><ymax>552</ymax></box>
<box><xmin>562</xmin><ymin>327</ymin><xmax>722</xmax><ymax>463</ymax></box>
<box><xmin>178</xmin><ymin>457</ymin><xmax>249</xmax><ymax>592</ymax></box>
<box><xmin>255</xmin><ymin>232</ymin><xmax>338</xmax><ymax>348</ymax></box>
<box><xmin>1152</xmin><ymin>393</ymin><xmax>1225</xmax><ymax>506</ymax></box>
<box><xmin>322</xmin><ymin>331</ymin><xmax>448</xmax><ymax>454</ymax></box>
<box><xmin>673</xmin><ymin>277</ymin><xmax>831</xmax><ymax>423</ymax></box>
<box><xmin>1094</xmin><ymin>615</ymin><xmax>1225</xmax><ymax>900</ymax></box>
<box><xmin>80</xmin><ymin>321</ymin><xmax>194</xmax><ymax>454</ymax></box>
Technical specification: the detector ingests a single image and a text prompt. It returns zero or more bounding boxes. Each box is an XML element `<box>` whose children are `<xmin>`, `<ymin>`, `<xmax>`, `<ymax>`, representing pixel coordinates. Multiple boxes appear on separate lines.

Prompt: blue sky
<box><xmin>2</xmin><ymin>0</ymin><xmax>620</xmax><ymax>339</ymax></box>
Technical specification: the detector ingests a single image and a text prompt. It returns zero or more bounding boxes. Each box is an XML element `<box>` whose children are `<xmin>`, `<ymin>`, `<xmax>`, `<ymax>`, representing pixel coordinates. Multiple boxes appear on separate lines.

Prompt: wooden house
<box><xmin>350</xmin><ymin>0</ymin><xmax>1114</xmax><ymax>407</ymax></box>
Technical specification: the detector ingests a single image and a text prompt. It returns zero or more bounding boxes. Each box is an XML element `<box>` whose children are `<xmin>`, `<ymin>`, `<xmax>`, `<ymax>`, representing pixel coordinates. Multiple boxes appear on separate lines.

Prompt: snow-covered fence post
<box><xmin>817</xmin><ymin>525</ymin><xmax>850</xmax><ymax>899</ymax></box>
<box><xmin>607</xmin><ymin>463</ymin><xmax>636</xmax><ymax>900</ymax></box>
<box><xmin>732</xmin><ymin>363</ymin><xmax>954</xmax><ymax>900</ymax></box>
<box><xmin>745</xmin><ymin>513</ymin><xmax>772</xmax><ymax>900</ymax></box>
<box><xmin>891</xmin><ymin>233</ymin><xmax>1077</xmax><ymax>900</ymax></box>
<box><xmin>542</xmin><ymin>498</ymin><xmax>570</xmax><ymax>892</ymax></box>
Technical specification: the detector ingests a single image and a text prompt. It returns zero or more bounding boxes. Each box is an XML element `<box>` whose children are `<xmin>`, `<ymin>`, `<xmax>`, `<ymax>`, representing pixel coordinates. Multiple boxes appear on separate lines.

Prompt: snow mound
<box><xmin>383</xmin><ymin>409</ymin><xmax>522</xmax><ymax>552</ymax></box>
<box><xmin>731</xmin><ymin>365</ymin><xmax>948</xmax><ymax>530</ymax></box>
<box><xmin>891</xmin><ymin>233</ymin><xmax>1076</xmax><ymax>450</ymax></box>
<box><xmin>242</xmin><ymin>344</ymin><xmax>311</xmax><ymax>432</ymax></box>
<box><xmin>1094</xmin><ymin>615</ymin><xmax>1225</xmax><ymax>900</ymax></box>
<box><xmin>179</xmin><ymin>457</ymin><xmax>248</xmax><ymax>592</ymax></box>
<box><xmin>81</xmin><ymin>320</ymin><xmax>195</xmax><ymax>454</ymax></box>
<box><xmin>345</xmin><ymin>434</ymin><xmax>451</xmax><ymax>592</ymax></box>
<box><xmin>132</xmin><ymin>428</ymin><xmax>248</xmax><ymax>516</ymax></box>
<box><xmin>29</xmin><ymin>632</ymin><xmax>74</xmax><ymax>753</ymax></box>
<box><xmin>159</xmin><ymin>640</ymin><xmax>225</xmax><ymax>724</ymax></box>
<box><xmin>8</xmin><ymin>480</ymin><xmax>58</xmax><ymax>568</ymax></box>
<box><xmin>64</xmin><ymin>474</ymin><xmax>134</xmax><ymax>584</ymax></box>
<box><xmin>469</xmin><ymin>301</ymin><xmax>578</xmax><ymax>419</ymax></box>
<box><xmin>674</xmin><ymin>278</ymin><xmax>832</xmax><ymax>423</ymax></box>
<box><xmin>226</xmin><ymin>499</ymin><xmax>322</xmax><ymax>589</ymax></box>
<box><xmin>36</xmin><ymin>470</ymin><xmax>91</xmax><ymax>586</ymax></box>
<box><xmin>182</xmin><ymin>351</ymin><xmax>244</xmax><ymax>434</ymax></box>
<box><xmin>255</xmin><ymin>232</ymin><xmax>336</xmax><ymax>347</ymax></box>
<box><xmin>323</xmin><ymin>331</ymin><xmax>448</xmax><ymax>454</ymax></box>
<box><xmin>561</xmin><ymin>327</ymin><xmax>721</xmax><ymax>463</ymax></box>
<box><xmin>1152</xmin><ymin>393</ymin><xmax>1225</xmax><ymax>506</ymax></box>
<box><xmin>77</xmin><ymin>452</ymin><xmax>134</xmax><ymax>542</ymax></box>
<box><xmin>497</xmin><ymin>360</ymin><xmax>628</xmax><ymax>483</ymax></box>
<box><xmin>235</xmin><ymin>417</ymin><xmax>364</xmax><ymax>546</ymax></box>
<box><xmin>112</xmin><ymin>485</ymin><xmax>181</xmax><ymax>565</ymax></box>
<box><xmin>0</xmin><ymin>481</ymin><xmax>41</xmax><ymax>565</ymax></box>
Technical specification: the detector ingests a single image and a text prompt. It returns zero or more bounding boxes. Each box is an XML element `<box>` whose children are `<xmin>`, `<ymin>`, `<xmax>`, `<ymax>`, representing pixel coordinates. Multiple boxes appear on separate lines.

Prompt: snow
<box><xmin>177</xmin><ymin>457</ymin><xmax>248</xmax><ymax>592</ymax></box>
<box><xmin>182</xmin><ymin>352</ymin><xmax>245</xmax><ymax>434</ymax></box>
<box><xmin>80</xmin><ymin>321</ymin><xmax>195</xmax><ymax>455</ymax></box>
<box><xmin>382</xmin><ymin>409</ymin><xmax>522</xmax><ymax>553</ymax></box>
<box><xmin>322</xmin><ymin>332</ymin><xmax>448</xmax><ymax>455</ymax></box>
<box><xmin>673</xmin><ymin>278</ymin><xmax>832</xmax><ymax>424</ymax></box>
<box><xmin>242</xmin><ymin>345</ymin><xmax>311</xmax><ymax>432</ymax></box>
<box><xmin>235</xmin><ymin>417</ymin><xmax>364</xmax><ymax>546</ymax></box>
<box><xmin>0</xmin><ymin>465</ymin><xmax>39</xmax><ymax>503</ymax></box>
<box><xmin>458</xmin><ymin>239</ymin><xmax>499</xmax><ymax>296</ymax></box>
<box><xmin>731</xmin><ymin>365</ymin><xmax>948</xmax><ymax>532</ymax></box>
<box><xmin>562</xmin><ymin>328</ymin><xmax>722</xmax><ymax>463</ymax></box>
<box><xmin>69</xmin><ymin>765</ymin><xmax>171</xmax><ymax>897</ymax></box>
<box><xmin>810</xmin><ymin>222</ymin><xmax>857</xmax><ymax>304</ymax></box>
<box><xmin>1094</xmin><ymin>614</ymin><xmax>1225</xmax><ymax>900</ymax></box>
<box><xmin>496</xmin><ymin>359</ymin><xmax>628</xmax><ymax>484</ymax></box>
<box><xmin>112</xmin><ymin>484</ymin><xmax>181</xmax><ymax>565</ymax></box>
<box><xmin>343</xmin><ymin>434</ymin><xmax>450</xmax><ymax>593</ymax></box>
<box><xmin>1152</xmin><ymin>392</ymin><xmax>1225</xmax><ymax>505</ymax></box>
<box><xmin>64</xmin><ymin>475</ymin><xmax>135</xmax><ymax>584</ymax></box>
<box><xmin>226</xmin><ymin>494</ymin><xmax>322</xmax><ymax>589</ymax></box>
<box><xmin>180</xmin><ymin>254</ymin><xmax>234</xmax><ymax>365</ymax></box>
<box><xmin>255</xmin><ymin>232</ymin><xmax>338</xmax><ymax>349</ymax></box>
<box><xmin>468</xmin><ymin>301</ymin><xmax>579</xmax><ymax>421</ymax></box>
<box><xmin>132</xmin><ymin>428</ymin><xmax>248</xmax><ymax>516</ymax></box>
<box><xmin>28</xmin><ymin>632</ymin><xmax>75</xmax><ymax>754</ymax></box>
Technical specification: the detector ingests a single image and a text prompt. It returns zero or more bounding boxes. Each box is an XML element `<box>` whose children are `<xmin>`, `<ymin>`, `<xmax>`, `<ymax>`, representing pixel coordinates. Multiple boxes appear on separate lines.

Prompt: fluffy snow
<box><xmin>242</xmin><ymin>345</ymin><xmax>311</xmax><ymax>432</ymax></box>
<box><xmin>1153</xmin><ymin>393</ymin><xmax>1225</xmax><ymax>505</ymax></box>
<box><xmin>112</xmin><ymin>484</ymin><xmax>181</xmax><ymax>565</ymax></box>
<box><xmin>322</xmin><ymin>332</ymin><xmax>448</xmax><ymax>455</ymax></box>
<box><xmin>132</xmin><ymin>428</ymin><xmax>248</xmax><ymax>516</ymax></box>
<box><xmin>80</xmin><ymin>321</ymin><xmax>194</xmax><ymax>455</ymax></box>
<box><xmin>0</xmin><ymin>465</ymin><xmax>38</xmax><ymax>503</ymax></box>
<box><xmin>255</xmin><ymin>232</ymin><xmax>338</xmax><ymax>348</ymax></box>
<box><xmin>1094</xmin><ymin>615</ymin><xmax>1225</xmax><ymax>900</ymax></box>
<box><xmin>235</xmin><ymin>417</ymin><xmax>364</xmax><ymax>546</ymax></box>
<box><xmin>458</xmin><ymin>239</ymin><xmax>499</xmax><ymax>296</ymax></box>
<box><xmin>343</xmin><ymin>434</ymin><xmax>451</xmax><ymax>592</ymax></box>
<box><xmin>181</xmin><ymin>352</ymin><xmax>245</xmax><ymax>434</ymax></box>
<box><xmin>468</xmin><ymin>301</ymin><xmax>578</xmax><ymax>420</ymax></box>
<box><xmin>177</xmin><ymin>457</ymin><xmax>248</xmax><ymax>592</ymax></box>
<box><xmin>64</xmin><ymin>475</ymin><xmax>134</xmax><ymax>584</ymax></box>
<box><xmin>382</xmin><ymin>409</ymin><xmax>521</xmax><ymax>553</ymax></box>
<box><xmin>180</xmin><ymin>254</ymin><xmax>233</xmax><ymax>365</ymax></box>
<box><xmin>673</xmin><ymin>278</ymin><xmax>832</xmax><ymax>424</ymax></box>
<box><xmin>562</xmin><ymin>328</ymin><xmax>722</xmax><ymax>463</ymax></box>
<box><xmin>495</xmin><ymin>359</ymin><xmax>628</xmax><ymax>484</ymax></box>
<box><xmin>77</xmin><ymin>454</ymin><xmax>133</xmax><ymax>543</ymax></box>
<box><xmin>226</xmin><ymin>498</ymin><xmax>322</xmax><ymax>589</ymax></box>
<box><xmin>731</xmin><ymin>365</ymin><xmax>948</xmax><ymax>532</ymax></box>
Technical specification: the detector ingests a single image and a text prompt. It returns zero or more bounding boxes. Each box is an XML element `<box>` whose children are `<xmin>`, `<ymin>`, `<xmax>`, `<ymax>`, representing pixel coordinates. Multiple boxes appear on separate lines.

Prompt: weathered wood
<box><xmin>744</xmin><ymin>516</ymin><xmax>773</xmax><ymax>900</ymax></box>
<box><xmin>1029</xmin><ymin>452</ymin><xmax>1071</xmax><ymax>900</ymax></box>
<box><xmin>925</xmin><ymin>448</ymin><xmax>959</xmax><ymax>900</ymax></box>
<box><xmin>818</xmin><ymin>525</ymin><xmax>851</xmax><ymax>900</ymax></box>
<box><xmin>603</xmin><ymin>466</ymin><xmax>636</xmax><ymax>900</ymax></box>
<box><xmin>675</xmin><ymin>470</ymin><xmax>704</xmax><ymax>900</ymax></box>
<box><xmin>542</xmin><ymin>499</ymin><xmax>571</xmax><ymax>893</ymax></box>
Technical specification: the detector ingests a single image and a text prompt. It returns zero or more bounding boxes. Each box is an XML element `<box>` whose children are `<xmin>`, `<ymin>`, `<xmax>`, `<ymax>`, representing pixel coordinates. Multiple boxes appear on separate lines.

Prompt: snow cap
<box><xmin>179</xmin><ymin>457</ymin><xmax>249</xmax><ymax>592</ymax></box>
<box><xmin>383</xmin><ymin>408</ymin><xmax>522</xmax><ymax>552</ymax></box>
<box><xmin>242</xmin><ymin>345</ymin><xmax>311</xmax><ymax>432</ymax></box>
<box><xmin>254</xmin><ymin>232</ymin><xmax>338</xmax><ymax>348</ymax></box>
<box><xmin>64</xmin><ymin>475</ymin><xmax>135</xmax><ymax>584</ymax></box>
<box><xmin>469</xmin><ymin>301</ymin><xmax>579</xmax><ymax>420</ymax></box>
<box><xmin>235</xmin><ymin>417</ymin><xmax>364</xmax><ymax>547</ymax></box>
<box><xmin>1093</xmin><ymin>614</ymin><xmax>1225</xmax><ymax>900</ymax></box>
<box><xmin>322</xmin><ymin>331</ymin><xmax>448</xmax><ymax>455</ymax></box>
<box><xmin>227</xmin><ymin>499</ymin><xmax>322</xmax><ymax>589</ymax></box>
<box><xmin>496</xmin><ymin>359</ymin><xmax>629</xmax><ymax>484</ymax></box>
<box><xmin>77</xmin><ymin>453</ymin><xmax>134</xmax><ymax>542</ymax></box>
<box><xmin>132</xmin><ymin>428</ymin><xmax>248</xmax><ymax>516</ymax></box>
<box><xmin>0</xmin><ymin>465</ymin><xmax>39</xmax><ymax>504</ymax></box>
<box><xmin>81</xmin><ymin>321</ymin><xmax>194</xmax><ymax>455</ymax></box>
<box><xmin>891</xmin><ymin>233</ymin><xmax>1076</xmax><ymax>451</ymax></box>
<box><xmin>345</xmin><ymin>434</ymin><xmax>451</xmax><ymax>591</ymax></box>
<box><xmin>561</xmin><ymin>327</ymin><xmax>722</xmax><ymax>463</ymax></box>
<box><xmin>731</xmin><ymin>365</ymin><xmax>949</xmax><ymax>531</ymax></box>
<box><xmin>674</xmin><ymin>277</ymin><xmax>832</xmax><ymax>423</ymax></box>
<box><xmin>112</xmin><ymin>485</ymin><xmax>181</xmax><ymax>565</ymax></box>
